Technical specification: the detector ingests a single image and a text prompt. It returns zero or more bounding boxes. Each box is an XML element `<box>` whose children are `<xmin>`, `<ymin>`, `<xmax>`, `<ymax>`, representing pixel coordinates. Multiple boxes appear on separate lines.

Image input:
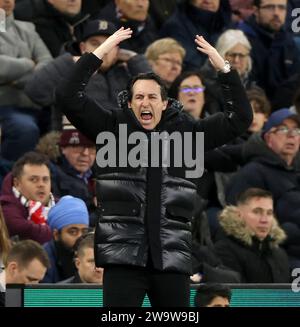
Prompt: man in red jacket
<box><xmin>0</xmin><ymin>152</ymin><xmax>54</xmax><ymax>244</ymax></box>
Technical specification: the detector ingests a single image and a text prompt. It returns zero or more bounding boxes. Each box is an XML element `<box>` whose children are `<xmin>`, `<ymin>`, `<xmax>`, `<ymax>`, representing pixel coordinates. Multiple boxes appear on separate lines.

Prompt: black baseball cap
<box><xmin>81</xmin><ymin>20</ymin><xmax>117</xmax><ymax>41</ymax></box>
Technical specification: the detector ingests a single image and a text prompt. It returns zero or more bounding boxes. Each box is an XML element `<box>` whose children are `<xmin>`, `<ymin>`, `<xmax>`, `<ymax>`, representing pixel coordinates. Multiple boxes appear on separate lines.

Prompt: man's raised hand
<box><xmin>195</xmin><ymin>35</ymin><xmax>226</xmax><ymax>71</ymax></box>
<box><xmin>93</xmin><ymin>27</ymin><xmax>133</xmax><ymax>60</ymax></box>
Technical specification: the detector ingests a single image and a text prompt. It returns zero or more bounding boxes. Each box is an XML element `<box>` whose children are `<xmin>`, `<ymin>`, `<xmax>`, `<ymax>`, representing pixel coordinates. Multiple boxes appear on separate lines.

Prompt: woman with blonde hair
<box><xmin>145</xmin><ymin>37</ymin><xmax>185</xmax><ymax>87</ymax></box>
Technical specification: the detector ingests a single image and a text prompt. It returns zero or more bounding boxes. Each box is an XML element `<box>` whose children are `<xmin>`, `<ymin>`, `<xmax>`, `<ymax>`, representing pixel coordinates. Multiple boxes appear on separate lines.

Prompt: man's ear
<box><xmin>79</xmin><ymin>42</ymin><xmax>86</xmax><ymax>55</ymax></box>
<box><xmin>253</xmin><ymin>5</ymin><xmax>259</xmax><ymax>19</ymax></box>
<box><xmin>13</xmin><ymin>177</ymin><xmax>19</xmax><ymax>188</ymax></box>
<box><xmin>53</xmin><ymin>229</ymin><xmax>59</xmax><ymax>241</ymax></box>
<box><xmin>128</xmin><ymin>101</ymin><xmax>131</xmax><ymax>109</ymax></box>
<box><xmin>7</xmin><ymin>262</ymin><xmax>18</xmax><ymax>277</ymax></box>
<box><xmin>236</xmin><ymin>207</ymin><xmax>242</xmax><ymax>218</ymax></box>
<box><xmin>263</xmin><ymin>132</ymin><xmax>270</xmax><ymax>145</ymax></box>
<box><xmin>74</xmin><ymin>257</ymin><xmax>80</xmax><ymax>269</ymax></box>
<box><xmin>61</xmin><ymin>146</ymin><xmax>67</xmax><ymax>155</ymax></box>
<box><xmin>162</xmin><ymin>100</ymin><xmax>168</xmax><ymax>111</ymax></box>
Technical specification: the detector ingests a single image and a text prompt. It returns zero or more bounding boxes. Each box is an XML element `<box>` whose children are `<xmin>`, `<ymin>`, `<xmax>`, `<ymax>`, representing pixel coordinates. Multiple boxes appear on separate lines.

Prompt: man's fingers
<box><xmin>111</xmin><ymin>28</ymin><xmax>133</xmax><ymax>43</ymax></box>
<box><xmin>195</xmin><ymin>39</ymin><xmax>212</xmax><ymax>51</ymax></box>
<box><xmin>195</xmin><ymin>35</ymin><xmax>211</xmax><ymax>46</ymax></box>
<box><xmin>196</xmin><ymin>47</ymin><xmax>209</xmax><ymax>53</ymax></box>
<box><xmin>116</xmin><ymin>27</ymin><xmax>132</xmax><ymax>34</ymax></box>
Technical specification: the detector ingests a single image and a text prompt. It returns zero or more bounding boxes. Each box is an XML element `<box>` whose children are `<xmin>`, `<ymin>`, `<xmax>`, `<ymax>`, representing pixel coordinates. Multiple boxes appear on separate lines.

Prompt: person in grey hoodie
<box><xmin>0</xmin><ymin>0</ymin><xmax>52</xmax><ymax>162</ymax></box>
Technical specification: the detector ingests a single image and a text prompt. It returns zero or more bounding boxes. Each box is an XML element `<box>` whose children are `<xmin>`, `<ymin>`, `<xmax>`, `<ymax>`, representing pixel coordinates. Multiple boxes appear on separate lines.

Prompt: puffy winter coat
<box><xmin>56</xmin><ymin>53</ymin><xmax>252</xmax><ymax>274</ymax></box>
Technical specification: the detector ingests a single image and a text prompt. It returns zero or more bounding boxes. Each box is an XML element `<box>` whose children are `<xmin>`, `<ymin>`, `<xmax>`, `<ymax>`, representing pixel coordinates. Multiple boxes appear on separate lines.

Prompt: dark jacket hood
<box><xmin>219</xmin><ymin>206</ymin><xmax>286</xmax><ymax>248</ymax></box>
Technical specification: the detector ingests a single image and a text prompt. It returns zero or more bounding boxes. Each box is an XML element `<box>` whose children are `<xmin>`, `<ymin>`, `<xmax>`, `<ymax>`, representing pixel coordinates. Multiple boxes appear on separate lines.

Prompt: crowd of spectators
<box><xmin>1</xmin><ymin>0</ymin><xmax>300</xmax><ymax>306</ymax></box>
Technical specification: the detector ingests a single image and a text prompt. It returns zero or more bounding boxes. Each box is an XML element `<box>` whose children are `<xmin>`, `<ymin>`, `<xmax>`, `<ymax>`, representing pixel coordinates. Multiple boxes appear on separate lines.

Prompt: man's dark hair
<box><xmin>237</xmin><ymin>188</ymin><xmax>273</xmax><ymax>205</ymax></box>
<box><xmin>12</xmin><ymin>151</ymin><xmax>50</xmax><ymax>179</ymax></box>
<box><xmin>127</xmin><ymin>72</ymin><xmax>168</xmax><ymax>102</ymax></box>
<box><xmin>5</xmin><ymin>240</ymin><xmax>50</xmax><ymax>269</ymax></box>
<box><xmin>246</xmin><ymin>86</ymin><xmax>271</xmax><ymax>116</ymax></box>
<box><xmin>194</xmin><ymin>284</ymin><xmax>231</xmax><ymax>307</ymax></box>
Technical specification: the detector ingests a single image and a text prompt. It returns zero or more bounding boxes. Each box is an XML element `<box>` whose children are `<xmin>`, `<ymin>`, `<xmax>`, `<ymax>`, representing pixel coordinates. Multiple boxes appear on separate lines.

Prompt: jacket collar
<box><xmin>219</xmin><ymin>206</ymin><xmax>286</xmax><ymax>249</ymax></box>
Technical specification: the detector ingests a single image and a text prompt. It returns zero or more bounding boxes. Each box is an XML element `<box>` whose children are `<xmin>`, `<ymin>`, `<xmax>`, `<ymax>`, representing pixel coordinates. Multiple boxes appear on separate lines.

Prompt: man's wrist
<box><xmin>219</xmin><ymin>60</ymin><xmax>231</xmax><ymax>73</ymax></box>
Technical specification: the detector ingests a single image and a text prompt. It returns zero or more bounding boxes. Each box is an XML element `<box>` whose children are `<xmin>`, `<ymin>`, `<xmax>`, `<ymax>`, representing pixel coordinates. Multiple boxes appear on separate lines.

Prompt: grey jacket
<box><xmin>0</xmin><ymin>14</ymin><xmax>52</xmax><ymax>108</ymax></box>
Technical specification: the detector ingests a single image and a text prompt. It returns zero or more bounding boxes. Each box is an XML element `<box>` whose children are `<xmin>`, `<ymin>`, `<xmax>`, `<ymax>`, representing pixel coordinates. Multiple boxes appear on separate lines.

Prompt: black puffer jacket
<box><xmin>56</xmin><ymin>53</ymin><xmax>252</xmax><ymax>274</ymax></box>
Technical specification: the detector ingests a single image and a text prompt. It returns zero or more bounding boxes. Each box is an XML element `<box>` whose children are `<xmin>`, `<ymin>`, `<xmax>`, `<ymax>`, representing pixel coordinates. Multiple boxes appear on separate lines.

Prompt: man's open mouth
<box><xmin>141</xmin><ymin>110</ymin><xmax>153</xmax><ymax>121</ymax></box>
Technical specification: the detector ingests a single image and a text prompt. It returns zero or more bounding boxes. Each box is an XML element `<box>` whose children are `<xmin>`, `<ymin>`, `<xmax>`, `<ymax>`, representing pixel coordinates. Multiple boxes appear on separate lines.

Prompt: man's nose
<box><xmin>81</xmin><ymin>147</ymin><xmax>90</xmax><ymax>155</ymax></box>
<box><xmin>141</xmin><ymin>98</ymin><xmax>150</xmax><ymax>106</ymax></box>
<box><xmin>232</xmin><ymin>56</ymin><xmax>241</xmax><ymax>64</ymax></box>
<box><xmin>273</xmin><ymin>7</ymin><xmax>282</xmax><ymax>15</ymax></box>
<box><xmin>188</xmin><ymin>89</ymin><xmax>197</xmax><ymax>95</ymax></box>
<box><xmin>260</xmin><ymin>214</ymin><xmax>269</xmax><ymax>223</ymax></box>
<box><xmin>37</xmin><ymin>179</ymin><xmax>46</xmax><ymax>187</ymax></box>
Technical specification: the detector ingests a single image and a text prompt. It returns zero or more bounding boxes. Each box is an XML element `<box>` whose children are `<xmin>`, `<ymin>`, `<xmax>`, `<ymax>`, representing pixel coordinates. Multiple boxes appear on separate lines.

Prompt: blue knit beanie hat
<box><xmin>48</xmin><ymin>196</ymin><xmax>89</xmax><ymax>231</ymax></box>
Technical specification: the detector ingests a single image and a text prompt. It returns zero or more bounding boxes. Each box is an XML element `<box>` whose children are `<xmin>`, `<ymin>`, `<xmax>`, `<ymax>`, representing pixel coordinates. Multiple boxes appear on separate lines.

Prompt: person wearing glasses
<box><xmin>145</xmin><ymin>38</ymin><xmax>185</xmax><ymax>88</ymax></box>
<box><xmin>41</xmin><ymin>124</ymin><xmax>97</xmax><ymax>227</ymax></box>
<box><xmin>226</xmin><ymin>108</ymin><xmax>300</xmax><ymax>269</ymax></box>
<box><xmin>169</xmin><ymin>71</ymin><xmax>208</xmax><ymax>120</ymax></box>
<box><xmin>200</xmin><ymin>29</ymin><xmax>255</xmax><ymax>114</ymax></box>
<box><xmin>237</xmin><ymin>0</ymin><xmax>300</xmax><ymax>102</ymax></box>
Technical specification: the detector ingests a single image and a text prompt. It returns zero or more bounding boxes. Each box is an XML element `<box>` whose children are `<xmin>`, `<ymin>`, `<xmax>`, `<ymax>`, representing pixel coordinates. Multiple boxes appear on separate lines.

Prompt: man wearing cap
<box><xmin>42</xmin><ymin>196</ymin><xmax>89</xmax><ymax>283</ymax></box>
<box><xmin>226</xmin><ymin>108</ymin><xmax>300</xmax><ymax>268</ymax></box>
<box><xmin>49</xmin><ymin>125</ymin><xmax>97</xmax><ymax>226</ymax></box>
<box><xmin>25</xmin><ymin>19</ymin><xmax>151</xmax><ymax>129</ymax></box>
